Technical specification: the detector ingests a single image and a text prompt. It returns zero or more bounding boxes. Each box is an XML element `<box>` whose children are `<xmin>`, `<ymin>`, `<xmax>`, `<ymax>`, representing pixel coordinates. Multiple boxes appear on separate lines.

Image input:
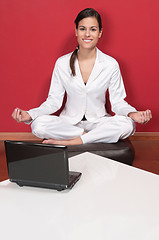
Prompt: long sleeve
<box><xmin>27</xmin><ymin>60</ymin><xmax>65</xmax><ymax>120</ymax></box>
<box><xmin>109</xmin><ymin>62</ymin><xmax>137</xmax><ymax>116</ymax></box>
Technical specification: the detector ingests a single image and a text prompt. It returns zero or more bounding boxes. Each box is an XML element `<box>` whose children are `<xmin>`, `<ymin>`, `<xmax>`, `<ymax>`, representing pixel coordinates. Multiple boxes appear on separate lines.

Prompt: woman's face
<box><xmin>75</xmin><ymin>17</ymin><xmax>102</xmax><ymax>50</ymax></box>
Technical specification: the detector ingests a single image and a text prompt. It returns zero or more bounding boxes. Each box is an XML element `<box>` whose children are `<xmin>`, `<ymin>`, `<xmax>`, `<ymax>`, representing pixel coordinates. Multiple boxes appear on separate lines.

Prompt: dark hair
<box><xmin>70</xmin><ymin>8</ymin><xmax>102</xmax><ymax>76</ymax></box>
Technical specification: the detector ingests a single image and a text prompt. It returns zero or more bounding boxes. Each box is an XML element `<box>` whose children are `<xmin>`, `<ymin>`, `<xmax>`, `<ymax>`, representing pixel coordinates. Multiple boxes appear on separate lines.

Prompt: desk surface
<box><xmin>0</xmin><ymin>152</ymin><xmax>159</xmax><ymax>240</ymax></box>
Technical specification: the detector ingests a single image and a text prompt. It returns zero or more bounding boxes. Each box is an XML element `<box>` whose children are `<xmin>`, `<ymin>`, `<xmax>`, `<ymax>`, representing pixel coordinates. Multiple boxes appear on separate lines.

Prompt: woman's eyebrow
<box><xmin>79</xmin><ymin>26</ymin><xmax>98</xmax><ymax>28</ymax></box>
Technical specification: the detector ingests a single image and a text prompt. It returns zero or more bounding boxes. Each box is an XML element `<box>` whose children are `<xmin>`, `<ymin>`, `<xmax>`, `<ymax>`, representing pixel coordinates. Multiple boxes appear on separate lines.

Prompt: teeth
<box><xmin>83</xmin><ymin>39</ymin><xmax>92</xmax><ymax>42</ymax></box>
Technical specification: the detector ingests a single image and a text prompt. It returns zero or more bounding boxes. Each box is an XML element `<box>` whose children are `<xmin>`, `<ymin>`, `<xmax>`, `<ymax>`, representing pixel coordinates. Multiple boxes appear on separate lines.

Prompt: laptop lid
<box><xmin>4</xmin><ymin>140</ymin><xmax>81</xmax><ymax>191</ymax></box>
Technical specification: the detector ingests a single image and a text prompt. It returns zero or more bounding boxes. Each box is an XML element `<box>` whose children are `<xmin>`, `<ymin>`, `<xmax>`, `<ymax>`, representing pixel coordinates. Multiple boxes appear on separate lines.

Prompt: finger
<box><xmin>139</xmin><ymin>112</ymin><xmax>145</xmax><ymax>124</ymax></box>
<box><xmin>145</xmin><ymin>110</ymin><xmax>150</xmax><ymax>122</ymax></box>
<box><xmin>147</xmin><ymin>109</ymin><xmax>152</xmax><ymax>119</ymax></box>
<box><xmin>145</xmin><ymin>110</ymin><xmax>152</xmax><ymax>122</ymax></box>
<box><xmin>15</xmin><ymin>108</ymin><xmax>19</xmax><ymax>121</ymax></box>
<box><xmin>16</xmin><ymin>109</ymin><xmax>22</xmax><ymax>122</ymax></box>
<box><xmin>12</xmin><ymin>108</ymin><xmax>19</xmax><ymax>121</ymax></box>
<box><xmin>143</xmin><ymin>110</ymin><xmax>152</xmax><ymax>124</ymax></box>
<box><xmin>18</xmin><ymin>109</ymin><xmax>22</xmax><ymax>122</ymax></box>
<box><xmin>12</xmin><ymin>108</ymin><xmax>17</xmax><ymax>119</ymax></box>
<box><xmin>143</xmin><ymin>111</ymin><xmax>148</xmax><ymax>122</ymax></box>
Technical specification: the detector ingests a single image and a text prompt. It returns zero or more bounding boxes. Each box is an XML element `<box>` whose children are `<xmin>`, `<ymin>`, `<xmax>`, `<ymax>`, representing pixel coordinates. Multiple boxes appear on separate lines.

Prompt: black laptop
<box><xmin>4</xmin><ymin>140</ymin><xmax>81</xmax><ymax>191</ymax></box>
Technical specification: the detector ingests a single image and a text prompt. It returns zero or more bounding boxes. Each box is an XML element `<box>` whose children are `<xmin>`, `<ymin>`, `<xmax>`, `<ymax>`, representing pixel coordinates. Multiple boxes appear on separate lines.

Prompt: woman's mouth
<box><xmin>83</xmin><ymin>39</ymin><xmax>93</xmax><ymax>43</ymax></box>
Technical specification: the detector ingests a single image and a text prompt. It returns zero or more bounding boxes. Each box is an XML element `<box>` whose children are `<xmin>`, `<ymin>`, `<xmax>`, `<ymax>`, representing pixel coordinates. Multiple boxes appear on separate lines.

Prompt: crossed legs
<box><xmin>31</xmin><ymin>115</ymin><xmax>135</xmax><ymax>145</ymax></box>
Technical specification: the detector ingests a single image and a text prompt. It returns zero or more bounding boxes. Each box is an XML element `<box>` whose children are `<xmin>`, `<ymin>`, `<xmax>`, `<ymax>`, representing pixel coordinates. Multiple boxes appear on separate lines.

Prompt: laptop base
<box><xmin>10</xmin><ymin>171</ymin><xmax>81</xmax><ymax>191</ymax></box>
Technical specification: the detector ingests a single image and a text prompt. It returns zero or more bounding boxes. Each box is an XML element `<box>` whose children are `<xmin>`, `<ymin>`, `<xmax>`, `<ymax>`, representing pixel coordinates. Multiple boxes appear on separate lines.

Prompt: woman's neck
<box><xmin>77</xmin><ymin>47</ymin><xmax>97</xmax><ymax>61</ymax></box>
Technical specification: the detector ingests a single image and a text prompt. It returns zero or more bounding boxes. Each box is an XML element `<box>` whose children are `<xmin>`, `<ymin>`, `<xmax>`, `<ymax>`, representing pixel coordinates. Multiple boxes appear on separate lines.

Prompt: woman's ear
<box><xmin>99</xmin><ymin>28</ymin><xmax>103</xmax><ymax>38</ymax></box>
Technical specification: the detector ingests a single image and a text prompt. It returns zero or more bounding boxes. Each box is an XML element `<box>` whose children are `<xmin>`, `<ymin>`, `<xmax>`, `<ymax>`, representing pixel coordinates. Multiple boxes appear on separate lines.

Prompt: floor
<box><xmin>131</xmin><ymin>139</ymin><xmax>159</xmax><ymax>175</ymax></box>
<box><xmin>0</xmin><ymin>139</ymin><xmax>159</xmax><ymax>182</ymax></box>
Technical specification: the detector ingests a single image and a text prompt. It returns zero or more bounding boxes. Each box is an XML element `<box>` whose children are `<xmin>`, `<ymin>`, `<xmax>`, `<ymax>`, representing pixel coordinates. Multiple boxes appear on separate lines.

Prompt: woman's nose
<box><xmin>85</xmin><ymin>30</ymin><xmax>90</xmax><ymax>37</ymax></box>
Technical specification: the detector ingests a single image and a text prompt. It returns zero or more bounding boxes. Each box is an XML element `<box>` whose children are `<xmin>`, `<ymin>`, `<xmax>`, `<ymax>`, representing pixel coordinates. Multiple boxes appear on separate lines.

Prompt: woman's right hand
<box><xmin>12</xmin><ymin>108</ymin><xmax>32</xmax><ymax>123</ymax></box>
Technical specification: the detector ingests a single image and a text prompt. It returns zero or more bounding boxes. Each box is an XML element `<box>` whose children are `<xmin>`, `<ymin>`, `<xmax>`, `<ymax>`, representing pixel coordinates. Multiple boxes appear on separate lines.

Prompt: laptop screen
<box><xmin>5</xmin><ymin>141</ymin><xmax>69</xmax><ymax>186</ymax></box>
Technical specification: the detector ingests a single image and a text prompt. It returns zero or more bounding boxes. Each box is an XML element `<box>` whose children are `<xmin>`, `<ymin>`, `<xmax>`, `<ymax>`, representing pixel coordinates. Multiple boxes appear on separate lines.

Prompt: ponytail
<box><xmin>70</xmin><ymin>46</ymin><xmax>79</xmax><ymax>76</ymax></box>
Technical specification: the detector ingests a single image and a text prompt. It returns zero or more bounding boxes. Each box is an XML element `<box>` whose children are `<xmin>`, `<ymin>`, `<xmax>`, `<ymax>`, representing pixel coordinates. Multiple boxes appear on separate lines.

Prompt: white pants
<box><xmin>31</xmin><ymin>115</ymin><xmax>135</xmax><ymax>144</ymax></box>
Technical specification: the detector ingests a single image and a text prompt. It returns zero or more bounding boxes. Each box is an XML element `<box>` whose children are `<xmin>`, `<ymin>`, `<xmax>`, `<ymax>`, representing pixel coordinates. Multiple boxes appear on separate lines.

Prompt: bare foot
<box><xmin>42</xmin><ymin>137</ymin><xmax>83</xmax><ymax>146</ymax></box>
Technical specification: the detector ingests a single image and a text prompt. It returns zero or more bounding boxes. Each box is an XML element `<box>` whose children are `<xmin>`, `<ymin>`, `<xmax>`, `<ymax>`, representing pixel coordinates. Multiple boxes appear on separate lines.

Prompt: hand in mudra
<box><xmin>128</xmin><ymin>109</ymin><xmax>152</xmax><ymax>124</ymax></box>
<box><xmin>12</xmin><ymin>108</ymin><xmax>32</xmax><ymax>123</ymax></box>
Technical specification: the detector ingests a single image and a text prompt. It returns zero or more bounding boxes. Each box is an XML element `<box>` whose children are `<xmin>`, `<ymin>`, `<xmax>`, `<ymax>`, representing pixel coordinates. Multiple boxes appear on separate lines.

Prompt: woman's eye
<box><xmin>79</xmin><ymin>28</ymin><xmax>85</xmax><ymax>31</ymax></box>
<box><xmin>91</xmin><ymin>28</ymin><xmax>97</xmax><ymax>31</ymax></box>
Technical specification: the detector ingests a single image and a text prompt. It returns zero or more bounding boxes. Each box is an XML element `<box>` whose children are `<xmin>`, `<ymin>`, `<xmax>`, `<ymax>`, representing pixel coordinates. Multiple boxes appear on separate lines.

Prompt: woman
<box><xmin>12</xmin><ymin>8</ymin><xmax>152</xmax><ymax>145</ymax></box>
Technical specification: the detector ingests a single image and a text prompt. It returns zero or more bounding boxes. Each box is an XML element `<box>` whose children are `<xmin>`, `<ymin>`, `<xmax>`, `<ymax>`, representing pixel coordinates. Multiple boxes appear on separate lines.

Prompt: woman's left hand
<box><xmin>128</xmin><ymin>109</ymin><xmax>152</xmax><ymax>124</ymax></box>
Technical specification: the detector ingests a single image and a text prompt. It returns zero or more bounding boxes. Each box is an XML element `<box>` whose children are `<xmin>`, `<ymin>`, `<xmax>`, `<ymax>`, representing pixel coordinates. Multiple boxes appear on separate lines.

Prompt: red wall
<box><xmin>0</xmin><ymin>0</ymin><xmax>158</xmax><ymax>132</ymax></box>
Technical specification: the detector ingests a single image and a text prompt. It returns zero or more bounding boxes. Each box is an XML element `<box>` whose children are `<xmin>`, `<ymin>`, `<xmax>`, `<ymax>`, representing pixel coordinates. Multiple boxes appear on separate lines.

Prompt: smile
<box><xmin>83</xmin><ymin>39</ymin><xmax>93</xmax><ymax>43</ymax></box>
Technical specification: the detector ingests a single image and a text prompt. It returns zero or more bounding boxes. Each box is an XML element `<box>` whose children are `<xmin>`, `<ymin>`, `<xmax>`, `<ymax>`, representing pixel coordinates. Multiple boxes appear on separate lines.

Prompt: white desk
<box><xmin>0</xmin><ymin>152</ymin><xmax>159</xmax><ymax>240</ymax></box>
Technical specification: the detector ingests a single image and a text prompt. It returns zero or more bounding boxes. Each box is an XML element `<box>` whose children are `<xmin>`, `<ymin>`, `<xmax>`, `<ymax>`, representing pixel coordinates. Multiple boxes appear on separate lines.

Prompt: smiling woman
<box><xmin>11</xmin><ymin>8</ymin><xmax>152</xmax><ymax>146</ymax></box>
